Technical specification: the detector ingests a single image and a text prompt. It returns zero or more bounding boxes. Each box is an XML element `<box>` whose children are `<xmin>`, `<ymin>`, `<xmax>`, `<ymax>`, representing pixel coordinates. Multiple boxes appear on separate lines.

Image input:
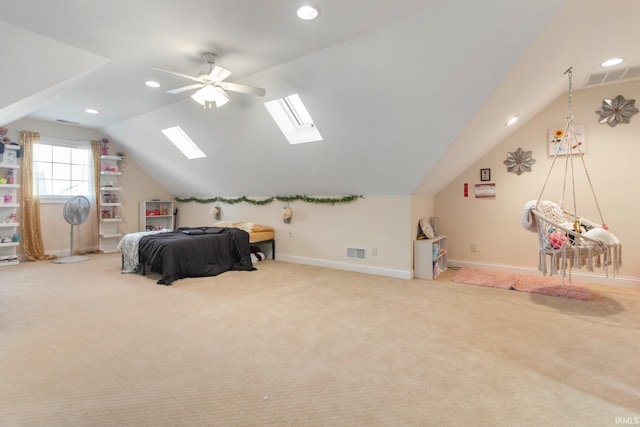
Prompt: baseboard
<box><xmin>276</xmin><ymin>254</ymin><xmax>413</xmax><ymax>280</ymax></box>
<box><xmin>448</xmin><ymin>258</ymin><xmax>640</xmax><ymax>289</ymax></box>
<box><xmin>17</xmin><ymin>246</ymin><xmax>100</xmax><ymax>261</ymax></box>
<box><xmin>48</xmin><ymin>249</ymin><xmax>74</xmax><ymax>257</ymax></box>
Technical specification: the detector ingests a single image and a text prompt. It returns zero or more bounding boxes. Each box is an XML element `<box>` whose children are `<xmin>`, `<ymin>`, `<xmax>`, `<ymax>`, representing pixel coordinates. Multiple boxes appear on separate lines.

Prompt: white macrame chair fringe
<box><xmin>524</xmin><ymin>201</ymin><xmax>622</xmax><ymax>286</ymax></box>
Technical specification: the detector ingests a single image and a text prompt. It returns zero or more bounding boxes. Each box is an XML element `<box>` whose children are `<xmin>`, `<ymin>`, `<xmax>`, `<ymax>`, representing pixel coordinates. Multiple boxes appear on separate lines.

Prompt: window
<box><xmin>161</xmin><ymin>126</ymin><xmax>206</xmax><ymax>159</ymax></box>
<box><xmin>283</xmin><ymin>94</ymin><xmax>314</xmax><ymax>126</ymax></box>
<box><xmin>264</xmin><ymin>94</ymin><xmax>323</xmax><ymax>144</ymax></box>
<box><xmin>34</xmin><ymin>138</ymin><xmax>92</xmax><ymax>199</ymax></box>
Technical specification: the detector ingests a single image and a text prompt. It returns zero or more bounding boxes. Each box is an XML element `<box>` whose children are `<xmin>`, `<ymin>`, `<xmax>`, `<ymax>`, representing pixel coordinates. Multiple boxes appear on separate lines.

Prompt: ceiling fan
<box><xmin>154</xmin><ymin>52</ymin><xmax>266</xmax><ymax>108</ymax></box>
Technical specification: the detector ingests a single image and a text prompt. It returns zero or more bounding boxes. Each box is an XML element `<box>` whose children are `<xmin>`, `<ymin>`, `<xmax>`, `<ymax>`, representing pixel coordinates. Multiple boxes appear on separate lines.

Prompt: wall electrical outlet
<box><xmin>471</xmin><ymin>242</ymin><xmax>478</xmax><ymax>252</ymax></box>
<box><xmin>371</xmin><ymin>247</ymin><xmax>378</xmax><ymax>256</ymax></box>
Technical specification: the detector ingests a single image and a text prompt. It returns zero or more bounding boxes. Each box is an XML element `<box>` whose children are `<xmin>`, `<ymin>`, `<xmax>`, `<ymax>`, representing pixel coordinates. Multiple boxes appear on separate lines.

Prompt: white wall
<box><xmin>177</xmin><ymin>195</ymin><xmax>415</xmax><ymax>279</ymax></box>
<box><xmin>7</xmin><ymin>118</ymin><xmax>172</xmax><ymax>257</ymax></box>
<box><xmin>435</xmin><ymin>79</ymin><xmax>640</xmax><ymax>287</ymax></box>
<box><xmin>411</xmin><ymin>194</ymin><xmax>435</xmax><ymax>235</ymax></box>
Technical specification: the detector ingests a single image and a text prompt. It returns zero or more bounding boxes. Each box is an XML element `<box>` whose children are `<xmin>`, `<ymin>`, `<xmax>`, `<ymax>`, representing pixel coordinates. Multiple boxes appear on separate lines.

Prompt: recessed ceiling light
<box><xmin>85</xmin><ymin>108</ymin><xmax>99</xmax><ymax>114</ymax></box>
<box><xmin>297</xmin><ymin>5</ymin><xmax>319</xmax><ymax>20</ymax></box>
<box><xmin>145</xmin><ymin>80</ymin><xmax>160</xmax><ymax>88</ymax></box>
<box><xmin>601</xmin><ymin>58</ymin><xmax>624</xmax><ymax>67</ymax></box>
<box><xmin>505</xmin><ymin>115</ymin><xmax>518</xmax><ymax>126</ymax></box>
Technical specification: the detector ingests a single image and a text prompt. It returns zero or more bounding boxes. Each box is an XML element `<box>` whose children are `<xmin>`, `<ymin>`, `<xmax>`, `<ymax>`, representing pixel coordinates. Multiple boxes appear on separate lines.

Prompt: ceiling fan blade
<box><xmin>153</xmin><ymin>67</ymin><xmax>200</xmax><ymax>82</ymax></box>
<box><xmin>220</xmin><ymin>82</ymin><xmax>266</xmax><ymax>97</ymax></box>
<box><xmin>209</xmin><ymin>65</ymin><xmax>232</xmax><ymax>82</ymax></box>
<box><xmin>167</xmin><ymin>83</ymin><xmax>204</xmax><ymax>94</ymax></box>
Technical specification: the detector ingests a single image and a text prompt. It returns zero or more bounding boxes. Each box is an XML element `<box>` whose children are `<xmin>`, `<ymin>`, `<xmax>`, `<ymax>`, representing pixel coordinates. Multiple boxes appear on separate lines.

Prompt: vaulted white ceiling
<box><xmin>1</xmin><ymin>0</ymin><xmax>638</xmax><ymax>197</ymax></box>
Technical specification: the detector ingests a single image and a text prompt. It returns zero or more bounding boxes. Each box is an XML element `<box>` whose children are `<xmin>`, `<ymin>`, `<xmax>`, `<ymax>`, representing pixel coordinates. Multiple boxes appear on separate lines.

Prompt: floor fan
<box><xmin>53</xmin><ymin>195</ymin><xmax>91</xmax><ymax>264</ymax></box>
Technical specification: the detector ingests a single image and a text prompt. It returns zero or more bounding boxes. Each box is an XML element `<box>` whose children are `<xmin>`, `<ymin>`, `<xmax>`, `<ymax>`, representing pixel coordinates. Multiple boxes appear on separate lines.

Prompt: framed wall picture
<box><xmin>548</xmin><ymin>124</ymin><xmax>586</xmax><ymax>156</ymax></box>
<box><xmin>480</xmin><ymin>168</ymin><xmax>491</xmax><ymax>182</ymax></box>
<box><xmin>474</xmin><ymin>183</ymin><xmax>496</xmax><ymax>198</ymax></box>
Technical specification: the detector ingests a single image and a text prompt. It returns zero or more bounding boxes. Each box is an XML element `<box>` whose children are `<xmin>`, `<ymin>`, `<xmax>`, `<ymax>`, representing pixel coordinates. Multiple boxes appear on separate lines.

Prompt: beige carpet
<box><xmin>1</xmin><ymin>254</ymin><xmax>639</xmax><ymax>426</ymax></box>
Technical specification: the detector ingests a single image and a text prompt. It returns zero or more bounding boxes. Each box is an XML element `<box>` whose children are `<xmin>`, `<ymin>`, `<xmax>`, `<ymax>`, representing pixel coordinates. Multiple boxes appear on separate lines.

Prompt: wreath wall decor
<box><xmin>595</xmin><ymin>95</ymin><xmax>638</xmax><ymax>127</ymax></box>
<box><xmin>175</xmin><ymin>194</ymin><xmax>364</xmax><ymax>205</ymax></box>
<box><xmin>503</xmin><ymin>148</ymin><xmax>536</xmax><ymax>175</ymax></box>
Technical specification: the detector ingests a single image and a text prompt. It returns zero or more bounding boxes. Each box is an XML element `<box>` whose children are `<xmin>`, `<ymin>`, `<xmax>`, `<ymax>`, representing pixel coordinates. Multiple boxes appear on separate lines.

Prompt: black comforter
<box><xmin>138</xmin><ymin>227</ymin><xmax>255</xmax><ymax>285</ymax></box>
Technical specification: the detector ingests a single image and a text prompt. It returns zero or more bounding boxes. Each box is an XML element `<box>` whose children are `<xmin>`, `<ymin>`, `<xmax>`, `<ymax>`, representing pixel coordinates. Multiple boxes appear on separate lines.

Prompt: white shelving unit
<box><xmin>140</xmin><ymin>200</ymin><xmax>174</xmax><ymax>231</ymax></box>
<box><xmin>414</xmin><ymin>235</ymin><xmax>447</xmax><ymax>280</ymax></box>
<box><xmin>99</xmin><ymin>155</ymin><xmax>123</xmax><ymax>253</ymax></box>
<box><xmin>0</xmin><ymin>144</ymin><xmax>20</xmax><ymax>266</ymax></box>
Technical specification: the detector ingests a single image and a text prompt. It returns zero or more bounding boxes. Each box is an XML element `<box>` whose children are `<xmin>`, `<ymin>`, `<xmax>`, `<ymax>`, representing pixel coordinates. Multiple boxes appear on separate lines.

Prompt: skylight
<box><xmin>264</xmin><ymin>94</ymin><xmax>323</xmax><ymax>144</ymax></box>
<box><xmin>283</xmin><ymin>95</ymin><xmax>313</xmax><ymax>126</ymax></box>
<box><xmin>161</xmin><ymin>126</ymin><xmax>206</xmax><ymax>159</ymax></box>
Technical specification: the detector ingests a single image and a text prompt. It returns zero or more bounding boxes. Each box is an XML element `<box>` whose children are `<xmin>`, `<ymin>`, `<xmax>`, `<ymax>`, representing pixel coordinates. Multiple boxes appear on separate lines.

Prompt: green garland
<box><xmin>174</xmin><ymin>194</ymin><xmax>363</xmax><ymax>206</ymax></box>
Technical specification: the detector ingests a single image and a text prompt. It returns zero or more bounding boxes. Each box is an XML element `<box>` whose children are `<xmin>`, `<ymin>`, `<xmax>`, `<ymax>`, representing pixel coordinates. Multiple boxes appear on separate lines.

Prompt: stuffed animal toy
<box><xmin>547</xmin><ymin>228</ymin><xmax>566</xmax><ymax>249</ymax></box>
<box><xmin>101</xmin><ymin>138</ymin><xmax>110</xmax><ymax>155</ymax></box>
<box><xmin>0</xmin><ymin>127</ymin><xmax>10</xmax><ymax>144</ymax></box>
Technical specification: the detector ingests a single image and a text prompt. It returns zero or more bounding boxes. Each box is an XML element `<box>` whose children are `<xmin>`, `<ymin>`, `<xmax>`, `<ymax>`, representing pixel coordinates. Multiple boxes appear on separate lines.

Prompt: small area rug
<box><xmin>452</xmin><ymin>268</ymin><xmax>592</xmax><ymax>301</ymax></box>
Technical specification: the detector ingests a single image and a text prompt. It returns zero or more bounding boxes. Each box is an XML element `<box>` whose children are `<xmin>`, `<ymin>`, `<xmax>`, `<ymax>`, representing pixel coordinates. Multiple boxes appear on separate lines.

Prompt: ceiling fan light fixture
<box><xmin>190</xmin><ymin>90</ymin><xmax>208</xmax><ymax>108</ymax></box>
<box><xmin>297</xmin><ymin>5</ymin><xmax>319</xmax><ymax>20</ymax></box>
<box><xmin>214</xmin><ymin>87</ymin><xmax>230</xmax><ymax>108</ymax></box>
<box><xmin>191</xmin><ymin>85</ymin><xmax>230</xmax><ymax>109</ymax></box>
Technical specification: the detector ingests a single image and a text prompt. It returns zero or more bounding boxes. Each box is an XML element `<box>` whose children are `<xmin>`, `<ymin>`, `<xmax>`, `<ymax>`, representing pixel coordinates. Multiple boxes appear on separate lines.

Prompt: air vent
<box><xmin>603</xmin><ymin>69</ymin><xmax>626</xmax><ymax>83</ymax></box>
<box><xmin>624</xmin><ymin>66</ymin><xmax>640</xmax><ymax>80</ymax></box>
<box><xmin>584</xmin><ymin>65</ymin><xmax>640</xmax><ymax>87</ymax></box>
<box><xmin>585</xmin><ymin>72</ymin><xmax>606</xmax><ymax>86</ymax></box>
<box><xmin>346</xmin><ymin>247</ymin><xmax>366</xmax><ymax>260</ymax></box>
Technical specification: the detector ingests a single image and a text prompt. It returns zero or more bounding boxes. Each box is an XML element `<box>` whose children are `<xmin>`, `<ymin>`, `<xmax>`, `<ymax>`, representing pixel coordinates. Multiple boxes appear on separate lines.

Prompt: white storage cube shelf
<box><xmin>0</xmin><ymin>145</ymin><xmax>20</xmax><ymax>266</ymax></box>
<box><xmin>140</xmin><ymin>200</ymin><xmax>174</xmax><ymax>231</ymax></box>
<box><xmin>414</xmin><ymin>235</ymin><xmax>447</xmax><ymax>280</ymax></box>
<box><xmin>99</xmin><ymin>155</ymin><xmax>124</xmax><ymax>253</ymax></box>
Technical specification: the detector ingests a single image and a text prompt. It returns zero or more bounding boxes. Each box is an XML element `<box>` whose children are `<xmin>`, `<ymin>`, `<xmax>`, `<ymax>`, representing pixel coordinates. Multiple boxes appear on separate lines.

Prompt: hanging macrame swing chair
<box><xmin>522</xmin><ymin>67</ymin><xmax>622</xmax><ymax>285</ymax></box>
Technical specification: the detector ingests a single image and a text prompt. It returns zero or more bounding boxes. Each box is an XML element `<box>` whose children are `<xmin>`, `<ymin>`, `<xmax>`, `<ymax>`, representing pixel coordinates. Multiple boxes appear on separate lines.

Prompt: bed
<box><xmin>117</xmin><ymin>222</ymin><xmax>275</xmax><ymax>285</ymax></box>
<box><xmin>213</xmin><ymin>221</ymin><xmax>276</xmax><ymax>259</ymax></box>
<box><xmin>137</xmin><ymin>227</ymin><xmax>254</xmax><ymax>285</ymax></box>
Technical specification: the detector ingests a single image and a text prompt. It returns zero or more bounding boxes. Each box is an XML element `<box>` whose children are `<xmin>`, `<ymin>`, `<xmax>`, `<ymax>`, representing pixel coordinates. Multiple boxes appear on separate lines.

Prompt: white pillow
<box><xmin>583</xmin><ymin>227</ymin><xmax>619</xmax><ymax>244</ymax></box>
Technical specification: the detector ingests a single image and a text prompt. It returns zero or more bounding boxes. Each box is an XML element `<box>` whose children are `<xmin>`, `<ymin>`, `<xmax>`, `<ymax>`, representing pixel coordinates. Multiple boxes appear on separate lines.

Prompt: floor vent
<box><xmin>584</xmin><ymin>65</ymin><xmax>640</xmax><ymax>87</ymax></box>
<box><xmin>346</xmin><ymin>247</ymin><xmax>366</xmax><ymax>260</ymax></box>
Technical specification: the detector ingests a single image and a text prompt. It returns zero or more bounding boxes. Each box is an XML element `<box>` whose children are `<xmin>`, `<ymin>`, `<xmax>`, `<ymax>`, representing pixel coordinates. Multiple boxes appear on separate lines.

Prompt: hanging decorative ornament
<box><xmin>503</xmin><ymin>147</ymin><xmax>536</xmax><ymax>175</ymax></box>
<box><xmin>210</xmin><ymin>206</ymin><xmax>221</xmax><ymax>220</ymax></box>
<box><xmin>595</xmin><ymin>95</ymin><xmax>638</xmax><ymax>127</ymax></box>
<box><xmin>281</xmin><ymin>206</ymin><xmax>293</xmax><ymax>224</ymax></box>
